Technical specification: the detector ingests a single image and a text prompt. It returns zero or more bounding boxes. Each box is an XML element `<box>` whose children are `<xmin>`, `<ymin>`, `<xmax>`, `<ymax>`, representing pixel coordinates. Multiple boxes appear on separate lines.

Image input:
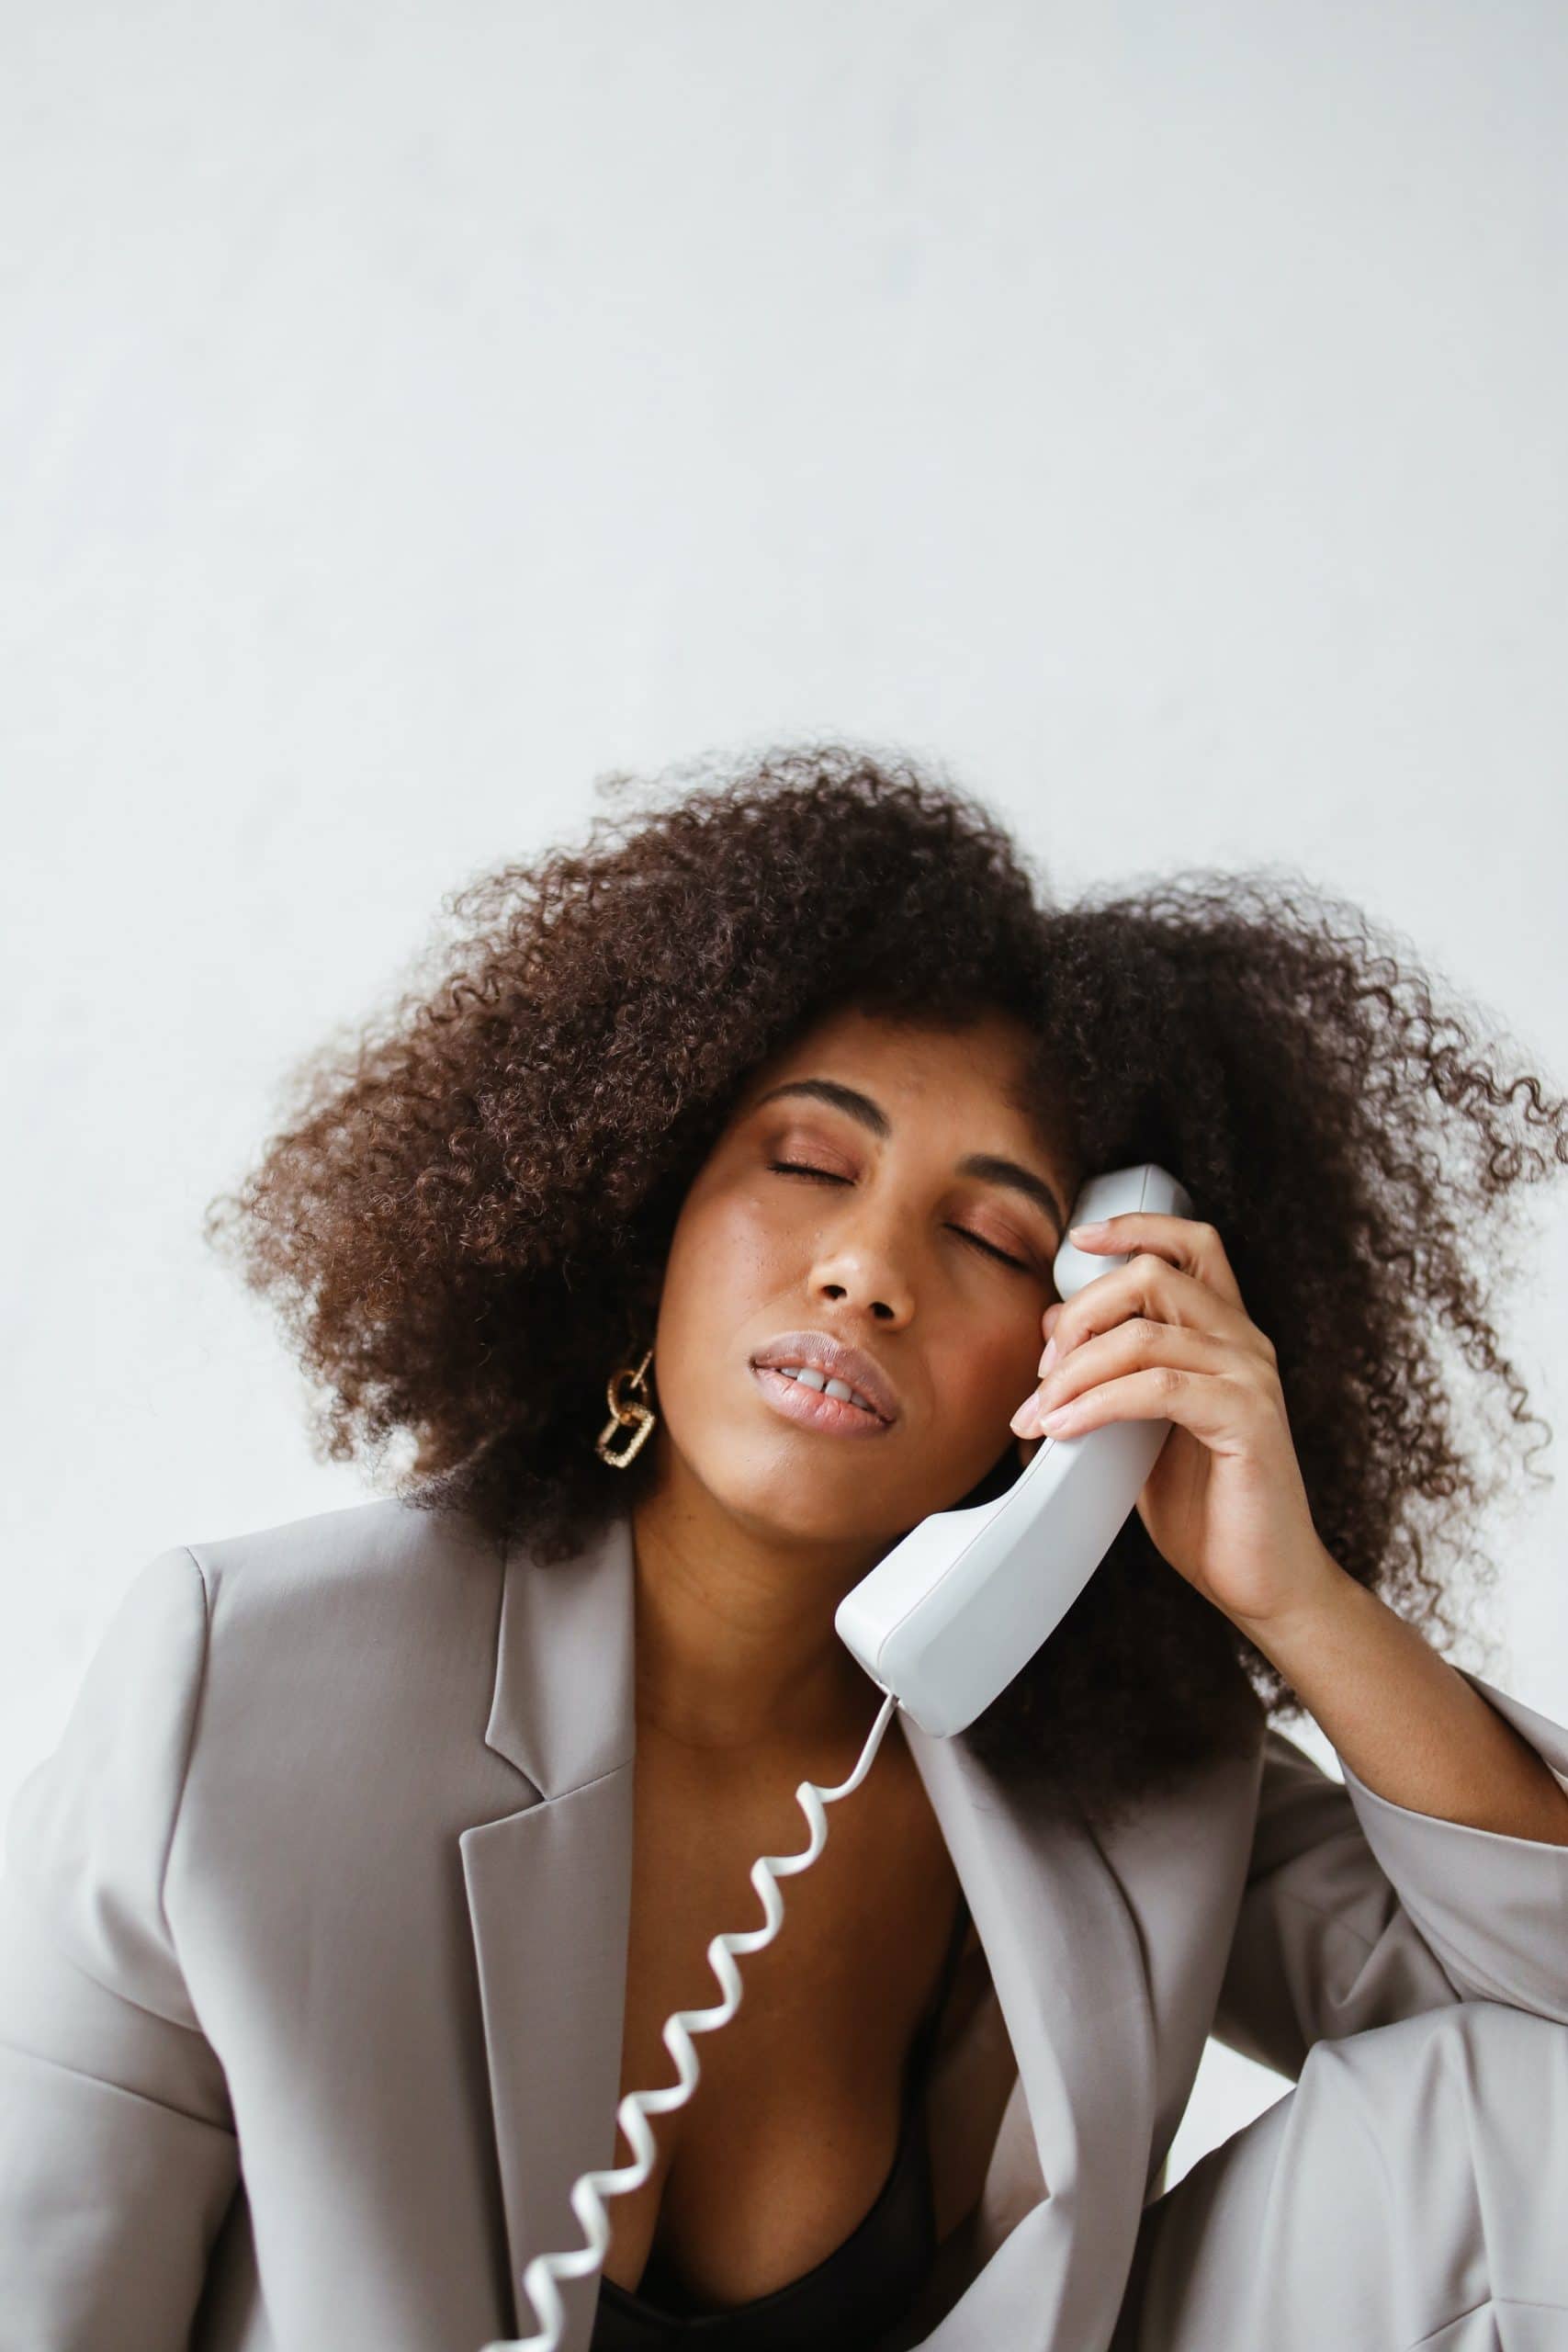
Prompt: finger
<box><xmin>1067</xmin><ymin>1213</ymin><xmax>1246</xmax><ymax>1314</ymax></box>
<box><xmin>1049</xmin><ymin>1256</ymin><xmax>1272</xmax><ymax>1375</ymax></box>
<box><xmin>1016</xmin><ymin>1317</ymin><xmax>1228</xmax><ymax>1434</ymax></box>
<box><xmin>1027</xmin><ymin>1363</ymin><xmax>1258</xmax><ymax>1446</ymax></box>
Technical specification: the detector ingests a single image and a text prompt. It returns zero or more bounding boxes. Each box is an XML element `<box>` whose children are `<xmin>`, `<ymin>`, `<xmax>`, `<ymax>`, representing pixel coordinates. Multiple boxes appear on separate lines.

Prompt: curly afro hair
<box><xmin>202</xmin><ymin>741</ymin><xmax>1568</xmax><ymax>1833</ymax></box>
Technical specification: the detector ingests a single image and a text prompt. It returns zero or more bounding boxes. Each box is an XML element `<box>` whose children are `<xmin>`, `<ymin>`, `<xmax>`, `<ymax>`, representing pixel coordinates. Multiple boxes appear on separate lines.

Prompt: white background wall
<box><xmin>5</xmin><ymin>0</ymin><xmax>1566</xmax><ymax>2191</ymax></box>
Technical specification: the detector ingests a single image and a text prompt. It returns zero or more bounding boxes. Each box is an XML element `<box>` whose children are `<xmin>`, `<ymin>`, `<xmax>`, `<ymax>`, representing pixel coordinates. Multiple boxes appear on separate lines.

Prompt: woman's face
<box><xmin>642</xmin><ymin>1005</ymin><xmax>1079</xmax><ymax>1559</ymax></box>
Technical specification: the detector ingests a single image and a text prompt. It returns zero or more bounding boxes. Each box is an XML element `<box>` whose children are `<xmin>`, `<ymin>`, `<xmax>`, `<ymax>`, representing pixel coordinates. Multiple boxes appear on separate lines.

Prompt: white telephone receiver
<box><xmin>834</xmin><ymin>1161</ymin><xmax>1195</xmax><ymax>1736</ymax></box>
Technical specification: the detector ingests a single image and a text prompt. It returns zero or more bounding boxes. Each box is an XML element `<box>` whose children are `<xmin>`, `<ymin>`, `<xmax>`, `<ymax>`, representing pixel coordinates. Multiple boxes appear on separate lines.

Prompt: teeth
<box><xmin>773</xmin><ymin>1364</ymin><xmax>877</xmax><ymax>1415</ymax></box>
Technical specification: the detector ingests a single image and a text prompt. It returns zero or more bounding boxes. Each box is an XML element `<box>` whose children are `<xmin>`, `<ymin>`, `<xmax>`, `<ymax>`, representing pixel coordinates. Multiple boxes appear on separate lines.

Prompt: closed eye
<box><xmin>766</xmin><ymin>1160</ymin><xmax>1032</xmax><ymax>1272</ymax></box>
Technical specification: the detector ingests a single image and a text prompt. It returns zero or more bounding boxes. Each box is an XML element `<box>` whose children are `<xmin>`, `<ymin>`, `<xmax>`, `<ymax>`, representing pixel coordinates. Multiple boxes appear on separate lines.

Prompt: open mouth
<box><xmin>750</xmin><ymin>1363</ymin><xmax>893</xmax><ymax>1436</ymax></box>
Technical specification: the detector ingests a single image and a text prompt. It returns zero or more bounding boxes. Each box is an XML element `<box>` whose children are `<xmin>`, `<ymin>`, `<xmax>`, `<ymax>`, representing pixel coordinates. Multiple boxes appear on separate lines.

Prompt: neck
<box><xmin>628</xmin><ymin>1467</ymin><xmax>887</xmax><ymax>1758</ymax></box>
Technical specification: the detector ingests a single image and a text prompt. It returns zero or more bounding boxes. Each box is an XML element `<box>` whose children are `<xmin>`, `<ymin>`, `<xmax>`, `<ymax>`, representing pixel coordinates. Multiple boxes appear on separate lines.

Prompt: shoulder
<box><xmin>170</xmin><ymin>1497</ymin><xmax>519</xmax><ymax>1840</ymax></box>
<box><xmin>185</xmin><ymin>1491</ymin><xmax>502</xmax><ymax>1625</ymax></box>
<box><xmin>164</xmin><ymin>1496</ymin><xmax>508</xmax><ymax>1746</ymax></box>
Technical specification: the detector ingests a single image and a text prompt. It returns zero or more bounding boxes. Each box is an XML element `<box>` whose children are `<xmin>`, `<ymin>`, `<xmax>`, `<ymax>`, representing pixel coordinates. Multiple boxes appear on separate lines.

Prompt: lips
<box><xmin>748</xmin><ymin>1329</ymin><xmax>899</xmax><ymax>1423</ymax></box>
<box><xmin>751</xmin><ymin>1364</ymin><xmax>892</xmax><ymax>1439</ymax></box>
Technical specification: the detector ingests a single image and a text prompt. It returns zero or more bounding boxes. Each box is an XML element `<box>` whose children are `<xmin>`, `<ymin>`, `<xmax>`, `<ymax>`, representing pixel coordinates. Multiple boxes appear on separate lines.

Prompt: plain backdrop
<box><xmin>4</xmin><ymin>0</ymin><xmax>1566</xmax><ymax>2194</ymax></box>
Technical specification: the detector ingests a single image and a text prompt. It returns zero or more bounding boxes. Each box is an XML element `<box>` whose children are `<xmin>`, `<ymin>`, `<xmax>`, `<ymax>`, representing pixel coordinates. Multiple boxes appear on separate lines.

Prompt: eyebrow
<box><xmin>750</xmin><ymin>1077</ymin><xmax>1066</xmax><ymax>1240</ymax></box>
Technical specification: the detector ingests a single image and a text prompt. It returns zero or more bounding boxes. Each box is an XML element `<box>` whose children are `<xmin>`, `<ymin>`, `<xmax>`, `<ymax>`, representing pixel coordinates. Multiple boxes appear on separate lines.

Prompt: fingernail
<box><xmin>1010</xmin><ymin>1395</ymin><xmax>1043</xmax><ymax>1435</ymax></box>
<box><xmin>1036</xmin><ymin>1335</ymin><xmax>1058</xmax><ymax>1375</ymax></box>
<box><xmin>1070</xmin><ymin>1220</ymin><xmax>1108</xmax><ymax>1241</ymax></box>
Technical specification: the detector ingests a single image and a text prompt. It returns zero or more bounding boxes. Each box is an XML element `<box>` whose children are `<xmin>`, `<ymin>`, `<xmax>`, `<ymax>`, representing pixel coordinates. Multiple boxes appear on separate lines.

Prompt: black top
<box><xmin>589</xmin><ymin>1888</ymin><xmax>972</xmax><ymax>2352</ymax></box>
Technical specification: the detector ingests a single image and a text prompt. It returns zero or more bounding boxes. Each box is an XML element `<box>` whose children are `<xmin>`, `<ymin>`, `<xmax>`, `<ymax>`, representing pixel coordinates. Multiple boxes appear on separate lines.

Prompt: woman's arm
<box><xmin>1015</xmin><ymin>1204</ymin><xmax>1568</xmax><ymax>1847</ymax></box>
<box><xmin>1227</xmin><ymin>1549</ymin><xmax>1568</xmax><ymax>1847</ymax></box>
<box><xmin>0</xmin><ymin>1547</ymin><xmax>240</xmax><ymax>2350</ymax></box>
<box><xmin>1018</xmin><ymin>1202</ymin><xmax>1568</xmax><ymax>2063</ymax></box>
<box><xmin>1212</xmin><ymin>1644</ymin><xmax>1568</xmax><ymax>2079</ymax></box>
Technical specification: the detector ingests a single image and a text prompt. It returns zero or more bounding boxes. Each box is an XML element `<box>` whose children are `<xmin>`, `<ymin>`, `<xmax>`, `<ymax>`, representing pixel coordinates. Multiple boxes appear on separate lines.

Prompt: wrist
<box><xmin>1222</xmin><ymin>1540</ymin><xmax>1359</xmax><ymax>1665</ymax></box>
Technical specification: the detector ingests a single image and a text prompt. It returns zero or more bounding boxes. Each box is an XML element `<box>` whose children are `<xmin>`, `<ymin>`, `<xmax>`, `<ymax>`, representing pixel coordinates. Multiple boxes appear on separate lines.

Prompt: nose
<box><xmin>809</xmin><ymin>1232</ymin><xmax>915</xmax><ymax>1325</ymax></box>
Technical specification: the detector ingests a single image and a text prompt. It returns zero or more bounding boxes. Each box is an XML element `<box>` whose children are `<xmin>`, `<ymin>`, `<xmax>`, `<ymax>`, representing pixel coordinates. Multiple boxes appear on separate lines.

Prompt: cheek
<box><xmin>667</xmin><ymin>1182</ymin><xmax>797</xmax><ymax>1295</ymax></box>
<box><xmin>654</xmin><ymin>1191</ymin><xmax>787</xmax><ymax>1366</ymax></box>
<box><xmin>936</xmin><ymin>1323</ymin><xmax>1042</xmax><ymax>1424</ymax></box>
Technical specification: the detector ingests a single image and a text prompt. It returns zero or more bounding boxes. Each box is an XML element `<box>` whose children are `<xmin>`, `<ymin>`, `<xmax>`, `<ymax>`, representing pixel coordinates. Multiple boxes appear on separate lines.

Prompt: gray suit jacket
<box><xmin>4</xmin><ymin>1495</ymin><xmax>1567</xmax><ymax>2352</ymax></box>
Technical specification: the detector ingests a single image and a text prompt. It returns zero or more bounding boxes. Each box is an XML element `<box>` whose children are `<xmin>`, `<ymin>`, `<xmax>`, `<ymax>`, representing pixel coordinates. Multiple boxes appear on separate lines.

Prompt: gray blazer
<box><xmin>4</xmin><ymin>1495</ymin><xmax>1568</xmax><ymax>2352</ymax></box>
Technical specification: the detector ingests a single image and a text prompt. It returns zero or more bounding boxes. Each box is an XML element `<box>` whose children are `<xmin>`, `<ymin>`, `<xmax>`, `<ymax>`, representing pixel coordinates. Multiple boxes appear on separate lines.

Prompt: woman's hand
<box><xmin>1009</xmin><ymin>1212</ymin><xmax>1344</xmax><ymax>1629</ymax></box>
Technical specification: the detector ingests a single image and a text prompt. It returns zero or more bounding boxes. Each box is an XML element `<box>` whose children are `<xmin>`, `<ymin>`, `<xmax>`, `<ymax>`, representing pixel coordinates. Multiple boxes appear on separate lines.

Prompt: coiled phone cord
<box><xmin>479</xmin><ymin>1684</ymin><xmax>902</xmax><ymax>2352</ymax></box>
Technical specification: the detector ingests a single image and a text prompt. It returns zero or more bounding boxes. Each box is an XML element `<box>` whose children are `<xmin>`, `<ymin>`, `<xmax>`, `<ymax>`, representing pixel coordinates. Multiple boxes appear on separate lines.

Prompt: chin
<box><xmin>704</xmin><ymin>1458</ymin><xmax>890</xmax><ymax>1548</ymax></box>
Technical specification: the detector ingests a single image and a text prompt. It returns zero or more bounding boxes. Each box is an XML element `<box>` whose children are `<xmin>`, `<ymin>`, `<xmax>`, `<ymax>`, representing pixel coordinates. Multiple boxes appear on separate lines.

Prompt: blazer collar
<box><xmin>462</xmin><ymin>1500</ymin><xmax>1163</xmax><ymax>2352</ymax></box>
<box><xmin>482</xmin><ymin>1504</ymin><xmax>638</xmax><ymax>1798</ymax></box>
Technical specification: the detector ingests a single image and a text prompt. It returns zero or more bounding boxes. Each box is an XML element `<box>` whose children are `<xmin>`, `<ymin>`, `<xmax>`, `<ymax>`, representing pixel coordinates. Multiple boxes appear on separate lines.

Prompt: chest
<box><xmin>598</xmin><ymin>1724</ymin><xmax>1008</xmax><ymax>2306</ymax></box>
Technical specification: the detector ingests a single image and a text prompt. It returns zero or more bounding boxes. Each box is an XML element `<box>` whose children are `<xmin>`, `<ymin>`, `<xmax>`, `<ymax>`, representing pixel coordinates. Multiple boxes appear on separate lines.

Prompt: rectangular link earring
<box><xmin>595</xmin><ymin>1345</ymin><xmax>657</xmax><ymax>1466</ymax></box>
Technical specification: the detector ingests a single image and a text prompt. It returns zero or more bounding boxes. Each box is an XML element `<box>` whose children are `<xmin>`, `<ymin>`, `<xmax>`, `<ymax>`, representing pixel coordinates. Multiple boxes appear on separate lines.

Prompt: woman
<box><xmin>4</xmin><ymin>744</ymin><xmax>1568</xmax><ymax>2352</ymax></box>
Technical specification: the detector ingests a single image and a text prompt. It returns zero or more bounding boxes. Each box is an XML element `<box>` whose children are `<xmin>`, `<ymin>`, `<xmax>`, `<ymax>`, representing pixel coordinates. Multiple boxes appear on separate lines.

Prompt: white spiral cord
<box><xmin>479</xmin><ymin>1685</ymin><xmax>901</xmax><ymax>2352</ymax></box>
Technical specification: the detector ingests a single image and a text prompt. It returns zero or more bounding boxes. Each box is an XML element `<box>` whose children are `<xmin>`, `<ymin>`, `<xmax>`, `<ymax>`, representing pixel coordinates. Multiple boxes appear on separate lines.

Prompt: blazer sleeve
<box><xmin>1213</xmin><ymin>1663</ymin><xmax>1568</xmax><ymax>2080</ymax></box>
<box><xmin>0</xmin><ymin>1546</ymin><xmax>239</xmax><ymax>2352</ymax></box>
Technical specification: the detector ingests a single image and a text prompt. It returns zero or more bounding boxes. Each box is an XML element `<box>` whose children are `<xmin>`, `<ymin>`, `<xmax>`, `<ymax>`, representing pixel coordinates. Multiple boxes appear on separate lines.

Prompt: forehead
<box><xmin>739</xmin><ymin>1005</ymin><xmax>1051</xmax><ymax>1130</ymax></box>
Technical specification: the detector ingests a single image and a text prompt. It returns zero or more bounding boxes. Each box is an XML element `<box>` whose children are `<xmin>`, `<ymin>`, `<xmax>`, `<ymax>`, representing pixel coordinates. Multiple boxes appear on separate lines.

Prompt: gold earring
<box><xmin>595</xmin><ymin>1344</ymin><xmax>657</xmax><ymax>1467</ymax></box>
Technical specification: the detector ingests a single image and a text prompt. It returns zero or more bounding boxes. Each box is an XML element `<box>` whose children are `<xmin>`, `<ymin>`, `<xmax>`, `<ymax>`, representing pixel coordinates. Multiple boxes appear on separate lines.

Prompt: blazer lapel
<box><xmin>458</xmin><ymin>1508</ymin><xmax>639</xmax><ymax>2351</ymax></box>
<box><xmin>460</xmin><ymin>1504</ymin><xmax>1160</xmax><ymax>2352</ymax></box>
<box><xmin>897</xmin><ymin>1719</ymin><xmax>1157</xmax><ymax>2350</ymax></box>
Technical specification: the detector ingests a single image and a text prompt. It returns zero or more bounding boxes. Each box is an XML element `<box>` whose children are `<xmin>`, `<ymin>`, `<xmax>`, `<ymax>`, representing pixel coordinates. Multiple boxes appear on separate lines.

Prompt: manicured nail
<box><xmin>1070</xmin><ymin>1220</ymin><xmax>1108</xmax><ymax>1241</ymax></box>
